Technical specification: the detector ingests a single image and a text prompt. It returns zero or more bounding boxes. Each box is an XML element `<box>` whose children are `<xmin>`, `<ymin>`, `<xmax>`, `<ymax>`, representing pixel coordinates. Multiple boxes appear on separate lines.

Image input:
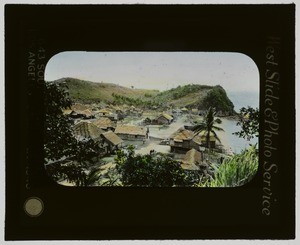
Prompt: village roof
<box><xmin>63</xmin><ymin>109</ymin><xmax>73</xmax><ymax>115</ymax></box>
<box><xmin>110</xmin><ymin>105</ymin><xmax>122</xmax><ymax>111</ymax></box>
<box><xmin>192</xmin><ymin>134</ymin><xmax>202</xmax><ymax>145</ymax></box>
<box><xmin>93</xmin><ymin>117</ymin><xmax>115</xmax><ymax>129</ymax></box>
<box><xmin>71</xmin><ymin>103</ymin><xmax>89</xmax><ymax>112</ymax></box>
<box><xmin>72</xmin><ymin>121</ymin><xmax>104</xmax><ymax>141</ymax></box>
<box><xmin>81</xmin><ymin>109</ymin><xmax>93</xmax><ymax>117</ymax></box>
<box><xmin>158</xmin><ymin>113</ymin><xmax>173</xmax><ymax>121</ymax></box>
<box><xmin>70</xmin><ymin>109</ymin><xmax>93</xmax><ymax>117</ymax></box>
<box><xmin>101</xmin><ymin>131</ymin><xmax>123</xmax><ymax>146</ymax></box>
<box><xmin>198</xmin><ymin>131</ymin><xmax>217</xmax><ymax>141</ymax></box>
<box><xmin>182</xmin><ymin>148</ymin><xmax>202</xmax><ymax>170</ymax></box>
<box><xmin>170</xmin><ymin>128</ymin><xmax>194</xmax><ymax>142</ymax></box>
<box><xmin>70</xmin><ymin>110</ymin><xmax>79</xmax><ymax>116</ymax></box>
<box><xmin>115</xmin><ymin>125</ymin><xmax>147</xmax><ymax>136</ymax></box>
<box><xmin>75</xmin><ymin>119</ymin><xmax>91</xmax><ymax>124</ymax></box>
<box><xmin>98</xmin><ymin>108</ymin><xmax>113</xmax><ymax>114</ymax></box>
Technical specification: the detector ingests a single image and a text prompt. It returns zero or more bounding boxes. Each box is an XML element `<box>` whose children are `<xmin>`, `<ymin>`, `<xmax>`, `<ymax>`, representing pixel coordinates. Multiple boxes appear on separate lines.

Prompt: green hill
<box><xmin>51</xmin><ymin>77</ymin><xmax>235</xmax><ymax>114</ymax></box>
<box><xmin>154</xmin><ymin>84</ymin><xmax>213</xmax><ymax>108</ymax></box>
<box><xmin>53</xmin><ymin>77</ymin><xmax>159</xmax><ymax>104</ymax></box>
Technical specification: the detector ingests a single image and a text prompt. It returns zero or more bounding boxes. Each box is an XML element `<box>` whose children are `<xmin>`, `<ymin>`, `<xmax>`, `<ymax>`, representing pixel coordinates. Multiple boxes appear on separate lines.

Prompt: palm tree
<box><xmin>192</xmin><ymin>107</ymin><xmax>224</xmax><ymax>151</ymax></box>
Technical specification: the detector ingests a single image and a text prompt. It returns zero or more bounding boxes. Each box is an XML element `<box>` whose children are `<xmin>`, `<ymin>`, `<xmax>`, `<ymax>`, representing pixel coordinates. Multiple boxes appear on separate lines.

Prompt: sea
<box><xmin>221</xmin><ymin>91</ymin><xmax>259</xmax><ymax>153</ymax></box>
<box><xmin>227</xmin><ymin>91</ymin><xmax>259</xmax><ymax>111</ymax></box>
<box><xmin>217</xmin><ymin>118</ymin><xmax>258</xmax><ymax>154</ymax></box>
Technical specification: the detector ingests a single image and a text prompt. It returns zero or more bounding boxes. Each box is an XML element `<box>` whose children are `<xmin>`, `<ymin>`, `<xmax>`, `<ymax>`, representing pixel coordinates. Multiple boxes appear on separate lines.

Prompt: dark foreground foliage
<box><xmin>44</xmin><ymin>82</ymin><xmax>101</xmax><ymax>186</ymax></box>
<box><xmin>199</xmin><ymin>145</ymin><xmax>258</xmax><ymax>187</ymax></box>
<box><xmin>115</xmin><ymin>145</ymin><xmax>206</xmax><ymax>187</ymax></box>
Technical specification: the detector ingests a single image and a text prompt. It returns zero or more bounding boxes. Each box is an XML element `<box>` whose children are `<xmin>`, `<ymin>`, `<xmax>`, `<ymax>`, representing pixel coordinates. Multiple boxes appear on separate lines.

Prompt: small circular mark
<box><xmin>24</xmin><ymin>197</ymin><xmax>44</xmax><ymax>217</ymax></box>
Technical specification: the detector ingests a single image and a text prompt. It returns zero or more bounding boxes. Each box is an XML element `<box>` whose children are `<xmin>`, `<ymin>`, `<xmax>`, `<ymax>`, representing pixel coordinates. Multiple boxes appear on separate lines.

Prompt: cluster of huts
<box><xmin>72</xmin><ymin>120</ymin><xmax>149</xmax><ymax>158</ymax></box>
<box><xmin>167</xmin><ymin>127</ymin><xmax>220</xmax><ymax>171</ymax></box>
<box><xmin>72</xmin><ymin>121</ymin><xmax>122</xmax><ymax>156</ymax></box>
<box><xmin>64</xmin><ymin>103</ymin><xmax>150</xmax><ymax>158</ymax></box>
<box><xmin>143</xmin><ymin>113</ymin><xmax>174</xmax><ymax>125</ymax></box>
<box><xmin>64</xmin><ymin>103</ymin><xmax>144</xmax><ymax>123</ymax></box>
<box><xmin>169</xmin><ymin>127</ymin><xmax>217</xmax><ymax>154</ymax></box>
<box><xmin>63</xmin><ymin>103</ymin><xmax>219</xmax><ymax>172</ymax></box>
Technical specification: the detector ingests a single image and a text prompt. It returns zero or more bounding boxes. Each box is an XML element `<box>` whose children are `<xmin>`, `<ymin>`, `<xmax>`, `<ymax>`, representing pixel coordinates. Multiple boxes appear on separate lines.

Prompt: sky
<box><xmin>45</xmin><ymin>51</ymin><xmax>259</xmax><ymax>109</ymax></box>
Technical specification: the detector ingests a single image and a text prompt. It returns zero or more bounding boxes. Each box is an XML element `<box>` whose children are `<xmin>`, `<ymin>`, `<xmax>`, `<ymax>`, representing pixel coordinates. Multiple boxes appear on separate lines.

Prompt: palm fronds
<box><xmin>191</xmin><ymin>107</ymin><xmax>224</xmax><ymax>148</ymax></box>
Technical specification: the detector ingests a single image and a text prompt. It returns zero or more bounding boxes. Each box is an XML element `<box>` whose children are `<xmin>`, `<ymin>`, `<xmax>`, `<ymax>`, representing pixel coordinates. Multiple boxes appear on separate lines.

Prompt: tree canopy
<box><xmin>115</xmin><ymin>145</ymin><xmax>202</xmax><ymax>187</ymax></box>
<box><xmin>201</xmin><ymin>85</ymin><xmax>234</xmax><ymax>114</ymax></box>
<box><xmin>44</xmin><ymin>82</ymin><xmax>76</xmax><ymax>162</ymax></box>
<box><xmin>44</xmin><ymin>82</ymin><xmax>100</xmax><ymax>186</ymax></box>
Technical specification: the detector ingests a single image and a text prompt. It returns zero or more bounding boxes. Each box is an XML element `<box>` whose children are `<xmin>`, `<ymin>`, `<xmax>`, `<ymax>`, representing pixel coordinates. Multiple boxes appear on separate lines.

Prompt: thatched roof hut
<box><xmin>191</xmin><ymin>108</ymin><xmax>199</xmax><ymax>115</ymax></box>
<box><xmin>170</xmin><ymin>128</ymin><xmax>194</xmax><ymax>142</ymax></box>
<box><xmin>72</xmin><ymin>121</ymin><xmax>104</xmax><ymax>141</ymax></box>
<box><xmin>181</xmin><ymin>107</ymin><xmax>189</xmax><ymax>113</ymax></box>
<box><xmin>197</xmin><ymin>131</ymin><xmax>217</xmax><ymax>148</ymax></box>
<box><xmin>198</xmin><ymin>131</ymin><xmax>217</xmax><ymax>142</ymax></box>
<box><xmin>182</xmin><ymin>148</ymin><xmax>202</xmax><ymax>170</ymax></box>
<box><xmin>169</xmin><ymin>128</ymin><xmax>195</xmax><ymax>153</ymax></box>
<box><xmin>101</xmin><ymin>131</ymin><xmax>123</xmax><ymax>146</ymax></box>
<box><xmin>95</xmin><ymin>108</ymin><xmax>113</xmax><ymax>117</ymax></box>
<box><xmin>71</xmin><ymin>103</ymin><xmax>89</xmax><ymax>112</ymax></box>
<box><xmin>63</xmin><ymin>109</ymin><xmax>73</xmax><ymax>115</ymax></box>
<box><xmin>156</xmin><ymin>113</ymin><xmax>173</xmax><ymax>124</ymax></box>
<box><xmin>98</xmin><ymin>108</ymin><xmax>112</xmax><ymax>114</ymax></box>
<box><xmin>115</xmin><ymin>125</ymin><xmax>147</xmax><ymax>140</ymax></box>
<box><xmin>81</xmin><ymin>109</ymin><xmax>94</xmax><ymax>118</ymax></box>
<box><xmin>93</xmin><ymin>117</ymin><xmax>116</xmax><ymax>130</ymax></box>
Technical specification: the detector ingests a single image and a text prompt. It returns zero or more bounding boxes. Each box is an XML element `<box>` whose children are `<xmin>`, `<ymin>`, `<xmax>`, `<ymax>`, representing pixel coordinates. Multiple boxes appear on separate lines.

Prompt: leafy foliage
<box><xmin>46</xmin><ymin>161</ymin><xmax>88</xmax><ymax>186</ymax></box>
<box><xmin>199</xmin><ymin>144</ymin><xmax>258</xmax><ymax>187</ymax></box>
<box><xmin>47</xmin><ymin>160</ymin><xmax>113</xmax><ymax>187</ymax></box>
<box><xmin>201</xmin><ymin>85</ymin><xmax>234</xmax><ymax>114</ymax></box>
<box><xmin>44</xmin><ymin>82</ymin><xmax>76</xmax><ymax>161</ymax></box>
<box><xmin>44</xmin><ymin>82</ymin><xmax>101</xmax><ymax>186</ymax></box>
<box><xmin>233</xmin><ymin>106</ymin><xmax>259</xmax><ymax>141</ymax></box>
<box><xmin>73</xmin><ymin>139</ymin><xmax>101</xmax><ymax>164</ymax></box>
<box><xmin>115</xmin><ymin>145</ymin><xmax>203</xmax><ymax>187</ymax></box>
<box><xmin>87</xmin><ymin>167</ymin><xmax>122</xmax><ymax>187</ymax></box>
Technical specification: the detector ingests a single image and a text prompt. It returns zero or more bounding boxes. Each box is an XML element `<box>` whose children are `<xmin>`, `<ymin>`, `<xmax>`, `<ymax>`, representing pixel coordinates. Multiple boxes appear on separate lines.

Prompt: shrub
<box><xmin>200</xmin><ymin>145</ymin><xmax>258</xmax><ymax>187</ymax></box>
<box><xmin>115</xmin><ymin>146</ymin><xmax>202</xmax><ymax>187</ymax></box>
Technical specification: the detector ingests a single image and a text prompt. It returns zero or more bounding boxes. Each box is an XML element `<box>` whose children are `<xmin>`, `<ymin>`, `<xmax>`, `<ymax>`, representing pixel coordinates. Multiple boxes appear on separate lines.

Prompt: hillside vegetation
<box><xmin>54</xmin><ymin>77</ymin><xmax>159</xmax><ymax>104</ymax></box>
<box><xmin>52</xmin><ymin>77</ymin><xmax>235</xmax><ymax>114</ymax></box>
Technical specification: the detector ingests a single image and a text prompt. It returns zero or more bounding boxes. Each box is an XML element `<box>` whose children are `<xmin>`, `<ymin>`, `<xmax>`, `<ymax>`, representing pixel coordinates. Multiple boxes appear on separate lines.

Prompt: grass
<box><xmin>55</xmin><ymin>77</ymin><xmax>160</xmax><ymax>103</ymax></box>
<box><xmin>199</xmin><ymin>144</ymin><xmax>258</xmax><ymax>187</ymax></box>
<box><xmin>53</xmin><ymin>77</ymin><xmax>220</xmax><ymax>108</ymax></box>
